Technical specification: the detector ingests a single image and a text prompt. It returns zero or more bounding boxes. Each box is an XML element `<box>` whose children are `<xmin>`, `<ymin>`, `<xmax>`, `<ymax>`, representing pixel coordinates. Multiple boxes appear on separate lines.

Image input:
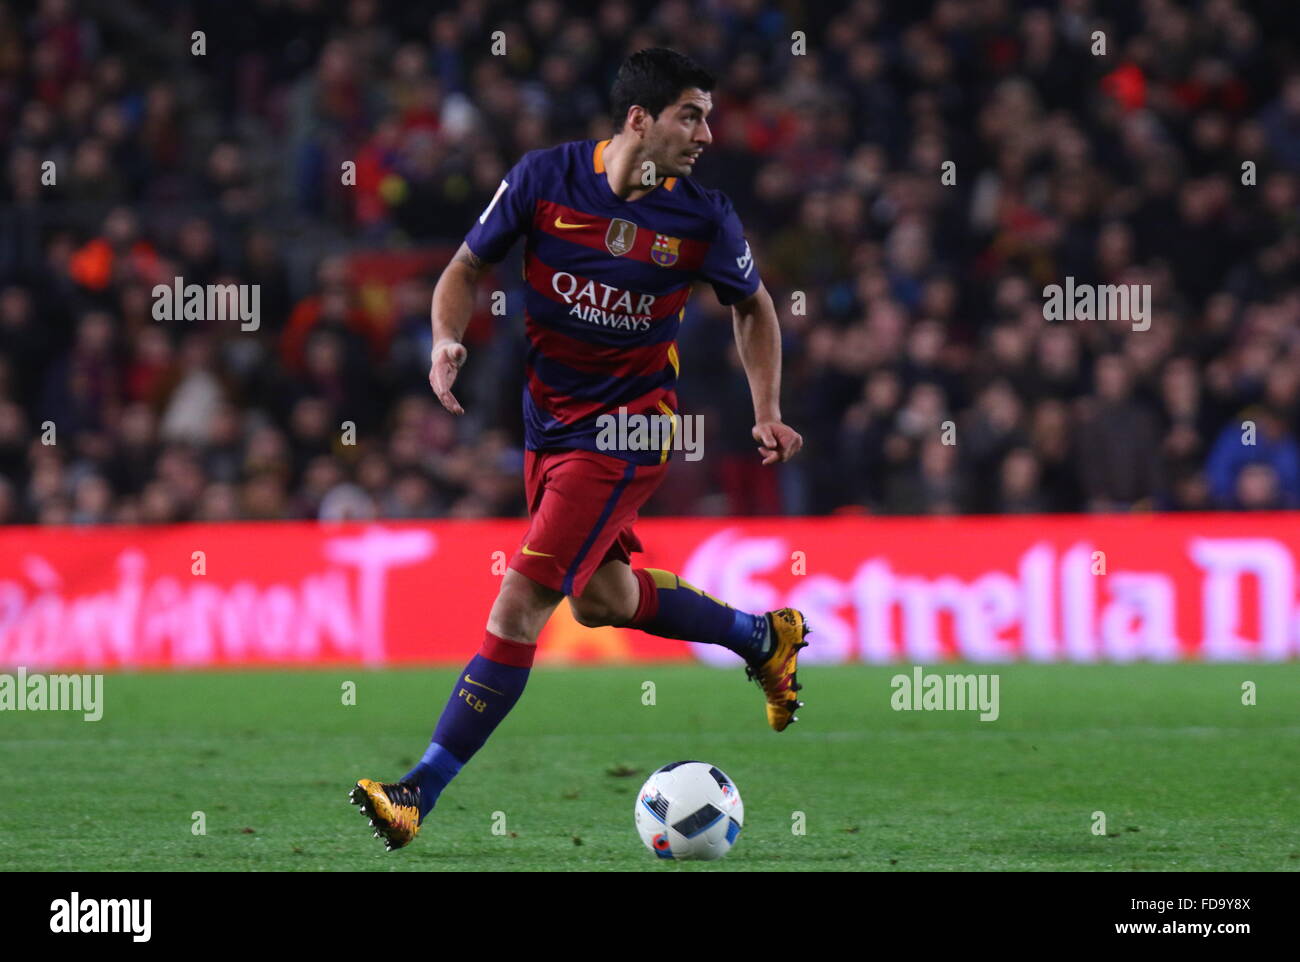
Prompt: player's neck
<box><xmin>601</xmin><ymin>134</ymin><xmax>660</xmax><ymax>203</ymax></box>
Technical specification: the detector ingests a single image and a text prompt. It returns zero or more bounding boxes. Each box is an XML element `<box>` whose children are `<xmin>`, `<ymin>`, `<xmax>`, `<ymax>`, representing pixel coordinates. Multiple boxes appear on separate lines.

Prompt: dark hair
<box><xmin>609</xmin><ymin>48</ymin><xmax>715</xmax><ymax>130</ymax></box>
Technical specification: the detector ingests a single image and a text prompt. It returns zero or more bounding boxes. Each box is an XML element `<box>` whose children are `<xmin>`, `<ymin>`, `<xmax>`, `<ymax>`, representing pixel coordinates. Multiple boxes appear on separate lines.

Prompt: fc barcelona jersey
<box><xmin>463</xmin><ymin>139</ymin><xmax>760</xmax><ymax>464</ymax></box>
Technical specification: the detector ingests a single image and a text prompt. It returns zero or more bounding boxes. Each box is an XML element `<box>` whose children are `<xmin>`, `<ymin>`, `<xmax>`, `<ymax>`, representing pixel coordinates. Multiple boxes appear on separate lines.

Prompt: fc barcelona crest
<box><xmin>605</xmin><ymin>218</ymin><xmax>637</xmax><ymax>256</ymax></box>
<box><xmin>650</xmin><ymin>233</ymin><xmax>681</xmax><ymax>267</ymax></box>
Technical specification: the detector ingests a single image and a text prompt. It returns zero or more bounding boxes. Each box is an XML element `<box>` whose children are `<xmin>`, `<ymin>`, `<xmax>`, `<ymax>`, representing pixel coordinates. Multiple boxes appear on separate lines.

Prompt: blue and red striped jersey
<box><xmin>463</xmin><ymin>138</ymin><xmax>760</xmax><ymax>464</ymax></box>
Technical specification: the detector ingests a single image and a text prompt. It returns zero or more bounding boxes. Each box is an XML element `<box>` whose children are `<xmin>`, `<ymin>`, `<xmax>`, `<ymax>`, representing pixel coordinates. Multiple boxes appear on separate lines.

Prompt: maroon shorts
<box><xmin>508</xmin><ymin>449</ymin><xmax>668</xmax><ymax>597</ymax></box>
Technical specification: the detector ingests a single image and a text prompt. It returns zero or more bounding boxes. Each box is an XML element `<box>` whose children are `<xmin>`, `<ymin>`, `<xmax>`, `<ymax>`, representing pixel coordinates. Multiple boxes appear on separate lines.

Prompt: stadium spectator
<box><xmin>1077</xmin><ymin>353</ymin><xmax>1164</xmax><ymax>511</ymax></box>
<box><xmin>1205</xmin><ymin>405</ymin><xmax>1300</xmax><ymax>508</ymax></box>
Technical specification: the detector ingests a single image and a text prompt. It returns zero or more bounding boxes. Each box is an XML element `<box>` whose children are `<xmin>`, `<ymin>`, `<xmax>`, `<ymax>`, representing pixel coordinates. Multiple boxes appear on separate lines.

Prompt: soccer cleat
<box><xmin>349</xmin><ymin>778</ymin><xmax>422</xmax><ymax>851</ymax></box>
<box><xmin>745</xmin><ymin>608</ymin><xmax>810</xmax><ymax>732</ymax></box>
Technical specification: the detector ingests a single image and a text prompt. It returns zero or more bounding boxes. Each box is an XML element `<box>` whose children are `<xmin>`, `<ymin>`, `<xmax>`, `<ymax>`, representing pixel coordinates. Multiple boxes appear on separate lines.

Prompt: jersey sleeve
<box><xmin>699</xmin><ymin>193</ymin><xmax>760</xmax><ymax>306</ymax></box>
<box><xmin>463</xmin><ymin>155</ymin><xmax>536</xmax><ymax>264</ymax></box>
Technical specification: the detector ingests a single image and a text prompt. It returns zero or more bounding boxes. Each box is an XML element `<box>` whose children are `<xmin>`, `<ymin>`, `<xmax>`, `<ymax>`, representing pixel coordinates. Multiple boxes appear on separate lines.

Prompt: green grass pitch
<box><xmin>2</xmin><ymin>663</ymin><xmax>1297</xmax><ymax>871</ymax></box>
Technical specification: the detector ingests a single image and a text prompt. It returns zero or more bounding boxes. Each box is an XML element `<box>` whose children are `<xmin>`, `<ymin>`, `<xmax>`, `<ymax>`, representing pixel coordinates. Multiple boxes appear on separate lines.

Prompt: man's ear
<box><xmin>631</xmin><ymin>104</ymin><xmax>656</xmax><ymax>136</ymax></box>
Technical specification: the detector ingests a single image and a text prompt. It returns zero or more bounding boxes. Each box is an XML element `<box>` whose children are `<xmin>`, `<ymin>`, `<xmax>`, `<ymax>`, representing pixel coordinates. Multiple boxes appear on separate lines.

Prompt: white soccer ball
<box><xmin>634</xmin><ymin>761</ymin><xmax>744</xmax><ymax>861</ymax></box>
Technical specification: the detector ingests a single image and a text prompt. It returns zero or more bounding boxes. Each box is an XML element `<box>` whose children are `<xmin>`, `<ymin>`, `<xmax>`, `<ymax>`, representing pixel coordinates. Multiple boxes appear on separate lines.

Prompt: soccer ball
<box><xmin>634</xmin><ymin>761</ymin><xmax>744</xmax><ymax>861</ymax></box>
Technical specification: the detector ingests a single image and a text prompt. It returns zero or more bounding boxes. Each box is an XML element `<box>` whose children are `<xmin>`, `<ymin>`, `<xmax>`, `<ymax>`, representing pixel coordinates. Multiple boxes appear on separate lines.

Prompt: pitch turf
<box><xmin>2</xmin><ymin>663</ymin><xmax>1297</xmax><ymax>871</ymax></box>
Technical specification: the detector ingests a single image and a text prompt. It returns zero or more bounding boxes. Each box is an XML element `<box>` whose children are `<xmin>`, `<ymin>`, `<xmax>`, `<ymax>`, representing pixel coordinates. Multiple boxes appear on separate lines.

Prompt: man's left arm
<box><xmin>731</xmin><ymin>282</ymin><xmax>803</xmax><ymax>465</ymax></box>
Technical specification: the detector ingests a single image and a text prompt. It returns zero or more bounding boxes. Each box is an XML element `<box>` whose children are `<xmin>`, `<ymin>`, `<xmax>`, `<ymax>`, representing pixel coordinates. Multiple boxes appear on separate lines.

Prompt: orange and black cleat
<box><xmin>745</xmin><ymin>608</ymin><xmax>810</xmax><ymax>731</ymax></box>
<box><xmin>349</xmin><ymin>779</ymin><xmax>422</xmax><ymax>851</ymax></box>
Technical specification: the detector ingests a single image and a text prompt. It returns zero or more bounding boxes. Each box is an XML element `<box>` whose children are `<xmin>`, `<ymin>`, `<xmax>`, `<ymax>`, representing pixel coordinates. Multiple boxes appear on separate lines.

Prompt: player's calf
<box><xmin>351</xmin><ymin>625</ymin><xmax>541</xmax><ymax>851</ymax></box>
<box><xmin>624</xmin><ymin>567</ymin><xmax>773</xmax><ymax>661</ymax></box>
<box><xmin>617</xmin><ymin>566</ymin><xmax>811</xmax><ymax>731</ymax></box>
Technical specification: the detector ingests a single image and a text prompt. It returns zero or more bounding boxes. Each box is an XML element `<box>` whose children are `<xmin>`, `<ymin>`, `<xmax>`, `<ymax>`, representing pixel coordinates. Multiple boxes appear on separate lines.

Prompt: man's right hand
<box><xmin>429</xmin><ymin>339</ymin><xmax>468</xmax><ymax>415</ymax></box>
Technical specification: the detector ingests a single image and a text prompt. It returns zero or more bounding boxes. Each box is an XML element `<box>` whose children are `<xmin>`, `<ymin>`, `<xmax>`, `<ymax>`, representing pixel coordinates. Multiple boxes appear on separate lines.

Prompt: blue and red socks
<box><xmin>402</xmin><ymin>631</ymin><xmax>535</xmax><ymax>820</ymax></box>
<box><xmin>404</xmin><ymin>578</ymin><xmax>768</xmax><ymax>820</ymax></box>
<box><xmin>627</xmin><ymin>568</ymin><xmax>772</xmax><ymax>662</ymax></box>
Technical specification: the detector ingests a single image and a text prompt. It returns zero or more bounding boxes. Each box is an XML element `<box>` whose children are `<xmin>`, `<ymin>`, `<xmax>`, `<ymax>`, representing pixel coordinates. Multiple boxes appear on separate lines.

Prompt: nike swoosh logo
<box><xmin>521</xmin><ymin>544</ymin><xmax>555</xmax><ymax>558</ymax></box>
<box><xmin>553</xmin><ymin>217</ymin><xmax>591</xmax><ymax>229</ymax></box>
<box><xmin>464</xmin><ymin>675</ymin><xmax>505</xmax><ymax>695</ymax></box>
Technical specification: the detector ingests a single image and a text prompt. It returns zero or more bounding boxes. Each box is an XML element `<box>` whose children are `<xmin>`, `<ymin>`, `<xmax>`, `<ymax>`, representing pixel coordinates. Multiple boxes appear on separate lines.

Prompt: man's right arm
<box><xmin>432</xmin><ymin>156</ymin><xmax>532</xmax><ymax>414</ymax></box>
<box><xmin>429</xmin><ymin>242</ymin><xmax>491</xmax><ymax>415</ymax></box>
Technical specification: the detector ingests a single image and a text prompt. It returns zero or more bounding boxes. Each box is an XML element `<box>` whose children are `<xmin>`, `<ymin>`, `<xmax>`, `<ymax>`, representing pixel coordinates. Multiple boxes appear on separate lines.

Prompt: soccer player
<box><xmin>351</xmin><ymin>48</ymin><xmax>809</xmax><ymax>850</ymax></box>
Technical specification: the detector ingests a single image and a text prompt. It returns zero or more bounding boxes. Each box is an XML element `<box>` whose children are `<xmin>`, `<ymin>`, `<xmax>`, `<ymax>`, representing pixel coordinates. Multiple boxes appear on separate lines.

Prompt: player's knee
<box><xmin>569</xmin><ymin>596</ymin><xmax>619</xmax><ymax>628</ymax></box>
<box><xmin>488</xmin><ymin>570</ymin><xmax>562</xmax><ymax>643</ymax></box>
<box><xmin>489</xmin><ymin>611</ymin><xmax>542</xmax><ymax>643</ymax></box>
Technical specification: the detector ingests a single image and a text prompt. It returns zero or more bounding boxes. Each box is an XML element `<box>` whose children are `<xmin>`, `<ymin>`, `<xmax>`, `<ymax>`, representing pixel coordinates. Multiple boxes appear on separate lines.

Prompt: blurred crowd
<box><xmin>1</xmin><ymin>0</ymin><xmax>1298</xmax><ymax>525</ymax></box>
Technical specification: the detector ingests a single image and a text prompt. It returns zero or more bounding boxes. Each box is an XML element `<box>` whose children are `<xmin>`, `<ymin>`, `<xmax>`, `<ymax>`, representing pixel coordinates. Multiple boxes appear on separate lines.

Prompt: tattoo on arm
<box><xmin>453</xmin><ymin>244</ymin><xmax>487</xmax><ymax>272</ymax></box>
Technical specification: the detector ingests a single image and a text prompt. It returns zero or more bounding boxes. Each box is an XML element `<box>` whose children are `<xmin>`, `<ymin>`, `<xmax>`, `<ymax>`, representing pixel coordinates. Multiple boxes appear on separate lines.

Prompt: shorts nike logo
<box><xmin>553</xmin><ymin>217</ymin><xmax>591</xmax><ymax>229</ymax></box>
<box><xmin>521</xmin><ymin>543</ymin><xmax>555</xmax><ymax>557</ymax></box>
<box><xmin>464</xmin><ymin>674</ymin><xmax>505</xmax><ymax>695</ymax></box>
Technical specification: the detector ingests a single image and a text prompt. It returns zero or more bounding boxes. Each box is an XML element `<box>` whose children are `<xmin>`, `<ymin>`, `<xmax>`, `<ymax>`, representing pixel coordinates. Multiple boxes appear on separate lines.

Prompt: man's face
<box><xmin>643</xmin><ymin>87</ymin><xmax>713</xmax><ymax>177</ymax></box>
